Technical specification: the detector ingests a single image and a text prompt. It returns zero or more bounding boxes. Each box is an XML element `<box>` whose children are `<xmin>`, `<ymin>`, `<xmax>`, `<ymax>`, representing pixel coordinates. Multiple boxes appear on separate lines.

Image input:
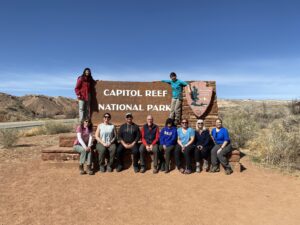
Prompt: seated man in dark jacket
<box><xmin>116</xmin><ymin>113</ymin><xmax>141</xmax><ymax>173</ymax></box>
<box><xmin>139</xmin><ymin>115</ymin><xmax>160</xmax><ymax>173</ymax></box>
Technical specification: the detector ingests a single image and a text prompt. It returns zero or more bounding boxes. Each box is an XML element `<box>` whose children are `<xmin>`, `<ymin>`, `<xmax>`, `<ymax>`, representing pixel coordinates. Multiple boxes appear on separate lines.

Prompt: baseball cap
<box><xmin>125</xmin><ymin>112</ymin><xmax>133</xmax><ymax>118</ymax></box>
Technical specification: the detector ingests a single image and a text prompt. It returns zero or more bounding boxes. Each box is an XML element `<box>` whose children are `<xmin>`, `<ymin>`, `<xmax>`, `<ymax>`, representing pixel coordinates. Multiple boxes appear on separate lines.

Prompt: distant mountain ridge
<box><xmin>0</xmin><ymin>93</ymin><xmax>78</xmax><ymax>122</ymax></box>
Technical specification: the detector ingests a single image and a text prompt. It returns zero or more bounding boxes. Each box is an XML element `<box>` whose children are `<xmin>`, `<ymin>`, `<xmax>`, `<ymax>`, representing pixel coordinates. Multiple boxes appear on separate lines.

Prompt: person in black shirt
<box><xmin>116</xmin><ymin>113</ymin><xmax>141</xmax><ymax>172</ymax></box>
<box><xmin>194</xmin><ymin>119</ymin><xmax>213</xmax><ymax>173</ymax></box>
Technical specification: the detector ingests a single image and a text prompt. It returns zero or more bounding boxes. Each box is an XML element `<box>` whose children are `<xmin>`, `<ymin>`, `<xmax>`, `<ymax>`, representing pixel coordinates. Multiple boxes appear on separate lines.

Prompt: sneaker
<box><xmin>225</xmin><ymin>168</ymin><xmax>233</xmax><ymax>175</ymax></box>
<box><xmin>160</xmin><ymin>163</ymin><xmax>165</xmax><ymax>172</ymax></box>
<box><xmin>134</xmin><ymin>166</ymin><xmax>140</xmax><ymax>173</ymax></box>
<box><xmin>107</xmin><ymin>166</ymin><xmax>113</xmax><ymax>172</ymax></box>
<box><xmin>153</xmin><ymin>167</ymin><xmax>158</xmax><ymax>174</ymax></box>
<box><xmin>86</xmin><ymin>165</ymin><xmax>94</xmax><ymax>175</ymax></box>
<box><xmin>196</xmin><ymin>165</ymin><xmax>201</xmax><ymax>173</ymax></box>
<box><xmin>184</xmin><ymin>169</ymin><xmax>192</xmax><ymax>174</ymax></box>
<box><xmin>79</xmin><ymin>164</ymin><xmax>86</xmax><ymax>175</ymax></box>
<box><xmin>210</xmin><ymin>166</ymin><xmax>220</xmax><ymax>173</ymax></box>
<box><xmin>99</xmin><ymin>165</ymin><xmax>106</xmax><ymax>173</ymax></box>
<box><xmin>116</xmin><ymin>164</ymin><xmax>123</xmax><ymax>172</ymax></box>
<box><xmin>178</xmin><ymin>168</ymin><xmax>185</xmax><ymax>174</ymax></box>
<box><xmin>140</xmin><ymin>166</ymin><xmax>146</xmax><ymax>173</ymax></box>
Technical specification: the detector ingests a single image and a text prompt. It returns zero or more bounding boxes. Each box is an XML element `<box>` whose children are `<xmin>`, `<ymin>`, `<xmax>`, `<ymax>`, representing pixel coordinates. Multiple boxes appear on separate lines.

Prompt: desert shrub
<box><xmin>21</xmin><ymin>126</ymin><xmax>47</xmax><ymax>137</ymax></box>
<box><xmin>44</xmin><ymin>121</ymin><xmax>73</xmax><ymax>134</ymax></box>
<box><xmin>222</xmin><ymin>111</ymin><xmax>259</xmax><ymax>148</ymax></box>
<box><xmin>288</xmin><ymin>99</ymin><xmax>300</xmax><ymax>115</ymax></box>
<box><xmin>0</xmin><ymin>128</ymin><xmax>19</xmax><ymax>148</ymax></box>
<box><xmin>249</xmin><ymin>116</ymin><xmax>300</xmax><ymax>171</ymax></box>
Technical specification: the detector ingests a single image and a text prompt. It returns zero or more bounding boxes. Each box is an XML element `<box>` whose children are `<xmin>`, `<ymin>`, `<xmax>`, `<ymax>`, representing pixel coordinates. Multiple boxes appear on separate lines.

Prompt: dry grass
<box><xmin>220</xmin><ymin>100</ymin><xmax>300</xmax><ymax>172</ymax></box>
<box><xmin>0</xmin><ymin>128</ymin><xmax>19</xmax><ymax>148</ymax></box>
<box><xmin>22</xmin><ymin>121</ymin><xmax>74</xmax><ymax>137</ymax></box>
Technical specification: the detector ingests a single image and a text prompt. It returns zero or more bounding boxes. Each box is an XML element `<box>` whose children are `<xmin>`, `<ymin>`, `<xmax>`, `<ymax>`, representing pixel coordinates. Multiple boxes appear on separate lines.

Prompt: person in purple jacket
<box><xmin>159</xmin><ymin>118</ymin><xmax>178</xmax><ymax>173</ymax></box>
<box><xmin>210</xmin><ymin>118</ymin><xmax>233</xmax><ymax>175</ymax></box>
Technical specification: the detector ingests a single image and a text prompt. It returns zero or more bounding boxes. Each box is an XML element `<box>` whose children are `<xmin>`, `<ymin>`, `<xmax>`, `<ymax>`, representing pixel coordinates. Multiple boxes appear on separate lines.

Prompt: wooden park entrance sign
<box><xmin>90</xmin><ymin>80</ymin><xmax>219</xmax><ymax>128</ymax></box>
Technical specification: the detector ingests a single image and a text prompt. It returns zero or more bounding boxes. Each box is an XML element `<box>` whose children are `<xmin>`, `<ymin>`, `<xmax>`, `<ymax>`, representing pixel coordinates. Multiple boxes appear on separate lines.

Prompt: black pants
<box><xmin>211</xmin><ymin>144</ymin><xmax>232</xmax><ymax>169</ymax></box>
<box><xmin>194</xmin><ymin>146</ymin><xmax>211</xmax><ymax>163</ymax></box>
<box><xmin>175</xmin><ymin>144</ymin><xmax>194</xmax><ymax>170</ymax></box>
<box><xmin>116</xmin><ymin>143</ymin><xmax>139</xmax><ymax>167</ymax></box>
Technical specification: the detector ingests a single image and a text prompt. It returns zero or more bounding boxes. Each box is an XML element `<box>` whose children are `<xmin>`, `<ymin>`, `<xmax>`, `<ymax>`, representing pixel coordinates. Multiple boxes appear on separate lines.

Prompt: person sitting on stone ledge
<box><xmin>175</xmin><ymin>118</ymin><xmax>195</xmax><ymax>174</ymax></box>
<box><xmin>210</xmin><ymin>118</ymin><xmax>233</xmax><ymax>175</ymax></box>
<box><xmin>73</xmin><ymin>119</ymin><xmax>94</xmax><ymax>175</ymax></box>
<box><xmin>116</xmin><ymin>113</ymin><xmax>141</xmax><ymax>173</ymax></box>
<box><xmin>95</xmin><ymin>113</ymin><xmax>117</xmax><ymax>173</ymax></box>
<box><xmin>194</xmin><ymin>119</ymin><xmax>214</xmax><ymax>173</ymax></box>
<box><xmin>159</xmin><ymin>118</ymin><xmax>178</xmax><ymax>173</ymax></box>
<box><xmin>139</xmin><ymin>115</ymin><xmax>160</xmax><ymax>174</ymax></box>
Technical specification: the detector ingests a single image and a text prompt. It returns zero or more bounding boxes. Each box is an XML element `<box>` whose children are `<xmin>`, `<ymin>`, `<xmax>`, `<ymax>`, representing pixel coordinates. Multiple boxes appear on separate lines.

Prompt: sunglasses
<box><xmin>104</xmin><ymin>116</ymin><xmax>111</xmax><ymax>119</ymax></box>
<box><xmin>197</xmin><ymin>123</ymin><xmax>204</xmax><ymax>124</ymax></box>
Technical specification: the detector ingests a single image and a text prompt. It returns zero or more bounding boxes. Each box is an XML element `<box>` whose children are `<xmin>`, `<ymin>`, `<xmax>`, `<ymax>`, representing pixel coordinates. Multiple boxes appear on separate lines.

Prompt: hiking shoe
<box><xmin>210</xmin><ymin>166</ymin><xmax>220</xmax><ymax>173</ymax></box>
<box><xmin>134</xmin><ymin>166</ymin><xmax>140</xmax><ymax>173</ymax></box>
<box><xmin>184</xmin><ymin>169</ymin><xmax>192</xmax><ymax>174</ymax></box>
<box><xmin>79</xmin><ymin>164</ymin><xmax>86</xmax><ymax>175</ymax></box>
<box><xmin>178</xmin><ymin>168</ymin><xmax>185</xmax><ymax>174</ymax></box>
<box><xmin>87</xmin><ymin>165</ymin><xmax>94</xmax><ymax>175</ymax></box>
<box><xmin>225</xmin><ymin>168</ymin><xmax>233</xmax><ymax>175</ymax></box>
<box><xmin>116</xmin><ymin>164</ymin><xmax>123</xmax><ymax>172</ymax></box>
<box><xmin>107</xmin><ymin>166</ymin><xmax>113</xmax><ymax>172</ymax></box>
<box><xmin>99</xmin><ymin>165</ymin><xmax>106</xmax><ymax>173</ymax></box>
<box><xmin>140</xmin><ymin>166</ymin><xmax>146</xmax><ymax>173</ymax></box>
<box><xmin>196</xmin><ymin>165</ymin><xmax>201</xmax><ymax>173</ymax></box>
<box><xmin>160</xmin><ymin>163</ymin><xmax>166</xmax><ymax>172</ymax></box>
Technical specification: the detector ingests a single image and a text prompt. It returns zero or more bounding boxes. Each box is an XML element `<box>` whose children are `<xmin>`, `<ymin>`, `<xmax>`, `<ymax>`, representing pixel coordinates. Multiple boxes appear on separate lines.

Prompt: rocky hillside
<box><xmin>0</xmin><ymin>93</ymin><xmax>78</xmax><ymax>122</ymax></box>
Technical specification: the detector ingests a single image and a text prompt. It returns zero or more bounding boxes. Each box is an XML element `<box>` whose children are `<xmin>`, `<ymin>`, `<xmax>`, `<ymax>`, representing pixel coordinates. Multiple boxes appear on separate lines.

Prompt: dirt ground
<box><xmin>0</xmin><ymin>134</ymin><xmax>300</xmax><ymax>225</ymax></box>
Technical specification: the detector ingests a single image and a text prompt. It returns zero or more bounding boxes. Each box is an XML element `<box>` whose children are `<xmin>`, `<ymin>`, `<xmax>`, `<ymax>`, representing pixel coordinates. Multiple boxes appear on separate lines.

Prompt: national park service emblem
<box><xmin>185</xmin><ymin>81</ymin><xmax>214</xmax><ymax>117</ymax></box>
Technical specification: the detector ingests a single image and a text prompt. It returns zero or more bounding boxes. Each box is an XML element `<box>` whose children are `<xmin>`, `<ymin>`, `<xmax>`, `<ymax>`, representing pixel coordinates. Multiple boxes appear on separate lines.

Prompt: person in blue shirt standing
<box><xmin>175</xmin><ymin>119</ymin><xmax>195</xmax><ymax>174</ymax></box>
<box><xmin>159</xmin><ymin>118</ymin><xmax>178</xmax><ymax>173</ymax></box>
<box><xmin>210</xmin><ymin>118</ymin><xmax>233</xmax><ymax>175</ymax></box>
<box><xmin>162</xmin><ymin>72</ymin><xmax>191</xmax><ymax>125</ymax></box>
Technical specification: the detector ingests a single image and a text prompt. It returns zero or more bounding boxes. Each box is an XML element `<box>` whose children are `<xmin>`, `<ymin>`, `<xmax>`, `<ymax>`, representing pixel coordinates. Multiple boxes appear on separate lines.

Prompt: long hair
<box><xmin>80</xmin><ymin>119</ymin><xmax>93</xmax><ymax>132</ymax></box>
<box><xmin>195</xmin><ymin>121</ymin><xmax>207</xmax><ymax>132</ymax></box>
<box><xmin>82</xmin><ymin>68</ymin><xmax>91</xmax><ymax>76</ymax></box>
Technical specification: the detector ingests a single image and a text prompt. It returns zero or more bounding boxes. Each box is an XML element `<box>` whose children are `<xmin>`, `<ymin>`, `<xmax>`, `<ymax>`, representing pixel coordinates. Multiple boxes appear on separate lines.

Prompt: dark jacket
<box><xmin>118</xmin><ymin>123</ymin><xmax>141</xmax><ymax>144</ymax></box>
<box><xmin>194</xmin><ymin>129</ymin><xmax>214</xmax><ymax>149</ymax></box>
<box><xmin>141</xmin><ymin>124</ymin><xmax>159</xmax><ymax>146</ymax></box>
<box><xmin>74</xmin><ymin>75</ymin><xmax>95</xmax><ymax>101</ymax></box>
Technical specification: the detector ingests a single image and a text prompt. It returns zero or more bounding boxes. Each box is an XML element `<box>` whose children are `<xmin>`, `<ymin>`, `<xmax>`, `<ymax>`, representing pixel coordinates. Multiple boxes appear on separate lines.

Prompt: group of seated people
<box><xmin>73</xmin><ymin>112</ymin><xmax>234</xmax><ymax>176</ymax></box>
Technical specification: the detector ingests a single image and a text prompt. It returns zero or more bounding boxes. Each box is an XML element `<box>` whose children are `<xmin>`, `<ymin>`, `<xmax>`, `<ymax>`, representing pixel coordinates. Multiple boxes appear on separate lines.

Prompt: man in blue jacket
<box><xmin>162</xmin><ymin>72</ymin><xmax>191</xmax><ymax>125</ymax></box>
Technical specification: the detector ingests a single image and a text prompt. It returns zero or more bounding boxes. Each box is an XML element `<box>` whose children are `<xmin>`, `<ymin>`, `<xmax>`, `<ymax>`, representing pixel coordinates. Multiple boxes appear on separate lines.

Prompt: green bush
<box><xmin>0</xmin><ymin>128</ymin><xmax>19</xmax><ymax>148</ymax></box>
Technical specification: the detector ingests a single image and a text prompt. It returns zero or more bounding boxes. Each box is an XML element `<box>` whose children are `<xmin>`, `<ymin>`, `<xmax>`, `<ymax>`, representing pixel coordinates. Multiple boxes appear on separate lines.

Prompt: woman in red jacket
<box><xmin>74</xmin><ymin>68</ymin><xmax>95</xmax><ymax>122</ymax></box>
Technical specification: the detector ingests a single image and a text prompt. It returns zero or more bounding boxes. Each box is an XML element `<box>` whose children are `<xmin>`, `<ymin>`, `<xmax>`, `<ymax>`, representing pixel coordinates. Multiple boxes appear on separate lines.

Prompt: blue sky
<box><xmin>0</xmin><ymin>0</ymin><xmax>299</xmax><ymax>99</ymax></box>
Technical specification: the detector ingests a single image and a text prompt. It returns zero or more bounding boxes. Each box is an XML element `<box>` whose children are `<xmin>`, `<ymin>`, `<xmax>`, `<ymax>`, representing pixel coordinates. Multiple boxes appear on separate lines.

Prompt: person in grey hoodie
<box><xmin>116</xmin><ymin>113</ymin><xmax>141</xmax><ymax>173</ymax></box>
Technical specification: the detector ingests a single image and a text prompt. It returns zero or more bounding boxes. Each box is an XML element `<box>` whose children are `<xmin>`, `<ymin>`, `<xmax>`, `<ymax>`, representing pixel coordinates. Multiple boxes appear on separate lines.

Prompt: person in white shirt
<box><xmin>95</xmin><ymin>113</ymin><xmax>117</xmax><ymax>172</ymax></box>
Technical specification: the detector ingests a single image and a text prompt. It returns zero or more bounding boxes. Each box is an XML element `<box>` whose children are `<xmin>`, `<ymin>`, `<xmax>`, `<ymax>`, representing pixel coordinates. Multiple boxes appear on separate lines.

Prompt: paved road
<box><xmin>0</xmin><ymin>119</ymin><xmax>78</xmax><ymax>129</ymax></box>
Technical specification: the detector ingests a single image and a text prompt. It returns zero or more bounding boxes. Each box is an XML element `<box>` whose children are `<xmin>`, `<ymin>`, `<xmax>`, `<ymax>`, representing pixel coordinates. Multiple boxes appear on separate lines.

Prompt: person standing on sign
<box><xmin>162</xmin><ymin>72</ymin><xmax>191</xmax><ymax>125</ymax></box>
<box><xmin>116</xmin><ymin>113</ymin><xmax>141</xmax><ymax>173</ymax></box>
<box><xmin>139</xmin><ymin>115</ymin><xmax>160</xmax><ymax>174</ymax></box>
<box><xmin>74</xmin><ymin>68</ymin><xmax>95</xmax><ymax>122</ymax></box>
